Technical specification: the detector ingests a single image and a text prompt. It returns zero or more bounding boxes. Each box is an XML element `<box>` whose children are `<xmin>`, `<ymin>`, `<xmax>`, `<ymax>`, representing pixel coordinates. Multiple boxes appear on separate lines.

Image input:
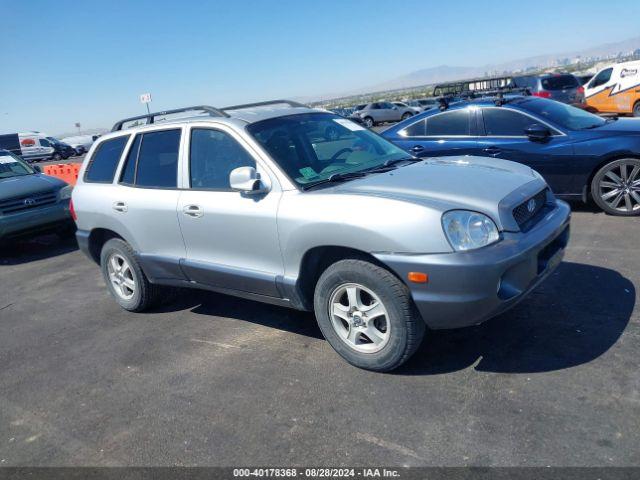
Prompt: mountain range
<box><xmin>312</xmin><ymin>35</ymin><xmax>640</xmax><ymax>101</ymax></box>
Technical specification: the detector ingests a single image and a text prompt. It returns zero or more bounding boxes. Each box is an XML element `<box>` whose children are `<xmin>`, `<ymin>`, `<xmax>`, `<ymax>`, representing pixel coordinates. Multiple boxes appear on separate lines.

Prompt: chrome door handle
<box><xmin>183</xmin><ymin>205</ymin><xmax>203</xmax><ymax>218</ymax></box>
<box><xmin>112</xmin><ymin>201</ymin><xmax>128</xmax><ymax>212</ymax></box>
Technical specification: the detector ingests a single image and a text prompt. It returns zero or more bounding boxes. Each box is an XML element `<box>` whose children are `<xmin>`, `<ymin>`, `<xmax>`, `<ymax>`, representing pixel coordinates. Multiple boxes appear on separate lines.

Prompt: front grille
<box><xmin>0</xmin><ymin>191</ymin><xmax>58</xmax><ymax>215</ymax></box>
<box><xmin>512</xmin><ymin>189</ymin><xmax>548</xmax><ymax>231</ymax></box>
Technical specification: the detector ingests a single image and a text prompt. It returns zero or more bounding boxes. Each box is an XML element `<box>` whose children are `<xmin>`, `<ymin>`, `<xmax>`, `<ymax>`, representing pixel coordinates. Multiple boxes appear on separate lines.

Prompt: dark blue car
<box><xmin>382</xmin><ymin>96</ymin><xmax>640</xmax><ymax>216</ymax></box>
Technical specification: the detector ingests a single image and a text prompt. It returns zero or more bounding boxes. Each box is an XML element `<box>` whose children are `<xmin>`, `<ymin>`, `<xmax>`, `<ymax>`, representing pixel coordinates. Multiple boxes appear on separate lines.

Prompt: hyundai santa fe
<box><xmin>72</xmin><ymin>101</ymin><xmax>571</xmax><ymax>371</ymax></box>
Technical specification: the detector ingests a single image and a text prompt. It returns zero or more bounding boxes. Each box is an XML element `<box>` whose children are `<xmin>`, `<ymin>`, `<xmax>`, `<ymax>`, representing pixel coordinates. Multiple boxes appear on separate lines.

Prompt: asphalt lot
<box><xmin>0</xmin><ymin>205</ymin><xmax>638</xmax><ymax>467</ymax></box>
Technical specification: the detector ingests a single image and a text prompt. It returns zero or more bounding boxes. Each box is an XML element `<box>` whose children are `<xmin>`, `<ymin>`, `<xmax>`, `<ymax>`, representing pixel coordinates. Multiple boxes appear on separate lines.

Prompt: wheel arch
<box><xmin>294</xmin><ymin>245</ymin><xmax>402</xmax><ymax>310</ymax></box>
<box><xmin>585</xmin><ymin>152</ymin><xmax>640</xmax><ymax>202</ymax></box>
<box><xmin>87</xmin><ymin>228</ymin><xmax>126</xmax><ymax>264</ymax></box>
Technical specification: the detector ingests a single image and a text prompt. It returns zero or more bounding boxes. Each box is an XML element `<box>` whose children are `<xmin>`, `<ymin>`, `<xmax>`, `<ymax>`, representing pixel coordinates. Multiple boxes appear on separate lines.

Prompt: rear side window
<box><xmin>541</xmin><ymin>75</ymin><xmax>578</xmax><ymax>90</ymax></box>
<box><xmin>190</xmin><ymin>129</ymin><xmax>255</xmax><ymax>190</ymax></box>
<box><xmin>119</xmin><ymin>134</ymin><xmax>141</xmax><ymax>185</ymax></box>
<box><xmin>84</xmin><ymin>136</ymin><xmax>129</xmax><ymax>183</ymax></box>
<box><xmin>134</xmin><ymin>129</ymin><xmax>181</xmax><ymax>188</ymax></box>
<box><xmin>425</xmin><ymin>110</ymin><xmax>470</xmax><ymax>136</ymax></box>
<box><xmin>482</xmin><ymin>109</ymin><xmax>535</xmax><ymax>136</ymax></box>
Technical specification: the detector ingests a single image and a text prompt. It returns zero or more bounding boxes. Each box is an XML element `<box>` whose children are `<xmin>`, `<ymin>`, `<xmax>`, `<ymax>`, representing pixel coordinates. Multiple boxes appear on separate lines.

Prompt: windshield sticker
<box><xmin>299</xmin><ymin>167</ymin><xmax>318</xmax><ymax>179</ymax></box>
<box><xmin>333</xmin><ymin>118</ymin><xmax>365</xmax><ymax>131</ymax></box>
<box><xmin>0</xmin><ymin>157</ymin><xmax>19</xmax><ymax>165</ymax></box>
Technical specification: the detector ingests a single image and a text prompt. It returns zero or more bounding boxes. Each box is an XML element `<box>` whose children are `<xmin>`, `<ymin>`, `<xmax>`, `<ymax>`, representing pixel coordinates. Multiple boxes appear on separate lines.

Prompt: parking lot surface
<box><xmin>0</xmin><ymin>206</ymin><xmax>638</xmax><ymax>466</ymax></box>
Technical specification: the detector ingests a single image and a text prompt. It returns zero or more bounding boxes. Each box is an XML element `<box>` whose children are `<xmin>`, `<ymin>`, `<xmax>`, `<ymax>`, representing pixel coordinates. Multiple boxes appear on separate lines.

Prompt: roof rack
<box><xmin>460</xmin><ymin>86</ymin><xmax>531</xmax><ymax>101</ymax></box>
<box><xmin>222</xmin><ymin>99</ymin><xmax>308</xmax><ymax>111</ymax></box>
<box><xmin>111</xmin><ymin>105</ymin><xmax>229</xmax><ymax>132</ymax></box>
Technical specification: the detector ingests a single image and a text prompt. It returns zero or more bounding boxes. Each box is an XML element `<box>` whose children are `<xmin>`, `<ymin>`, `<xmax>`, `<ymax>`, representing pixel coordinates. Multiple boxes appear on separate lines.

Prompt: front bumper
<box><xmin>0</xmin><ymin>200</ymin><xmax>72</xmax><ymax>239</ymax></box>
<box><xmin>375</xmin><ymin>200</ymin><xmax>571</xmax><ymax>329</ymax></box>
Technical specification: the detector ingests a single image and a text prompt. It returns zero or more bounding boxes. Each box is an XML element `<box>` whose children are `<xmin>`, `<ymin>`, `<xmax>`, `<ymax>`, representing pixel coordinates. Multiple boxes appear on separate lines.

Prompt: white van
<box><xmin>17</xmin><ymin>132</ymin><xmax>55</xmax><ymax>162</ymax></box>
<box><xmin>584</xmin><ymin>60</ymin><xmax>640</xmax><ymax>117</ymax></box>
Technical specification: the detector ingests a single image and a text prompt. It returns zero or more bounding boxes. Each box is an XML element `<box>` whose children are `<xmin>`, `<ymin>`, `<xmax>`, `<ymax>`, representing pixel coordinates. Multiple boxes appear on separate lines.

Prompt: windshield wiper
<box><xmin>381</xmin><ymin>157</ymin><xmax>421</xmax><ymax>169</ymax></box>
<box><xmin>301</xmin><ymin>171</ymin><xmax>369</xmax><ymax>190</ymax></box>
<box><xmin>301</xmin><ymin>158</ymin><xmax>421</xmax><ymax>191</ymax></box>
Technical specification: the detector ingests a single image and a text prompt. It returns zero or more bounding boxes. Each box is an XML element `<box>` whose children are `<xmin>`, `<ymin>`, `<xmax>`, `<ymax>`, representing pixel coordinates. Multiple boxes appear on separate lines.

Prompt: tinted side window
<box><xmin>85</xmin><ymin>136</ymin><xmax>129</xmax><ymax>183</ymax></box>
<box><xmin>119</xmin><ymin>134</ymin><xmax>141</xmax><ymax>184</ymax></box>
<box><xmin>190</xmin><ymin>129</ymin><xmax>255</xmax><ymax>190</ymax></box>
<box><xmin>402</xmin><ymin>119</ymin><xmax>427</xmax><ymax>137</ymax></box>
<box><xmin>135</xmin><ymin>129</ymin><xmax>181</xmax><ymax>188</ymax></box>
<box><xmin>425</xmin><ymin>110</ymin><xmax>470</xmax><ymax>136</ymax></box>
<box><xmin>40</xmin><ymin>138</ymin><xmax>51</xmax><ymax>147</ymax></box>
<box><xmin>483</xmin><ymin>109</ymin><xmax>535</xmax><ymax>136</ymax></box>
<box><xmin>590</xmin><ymin>68</ymin><xmax>613</xmax><ymax>88</ymax></box>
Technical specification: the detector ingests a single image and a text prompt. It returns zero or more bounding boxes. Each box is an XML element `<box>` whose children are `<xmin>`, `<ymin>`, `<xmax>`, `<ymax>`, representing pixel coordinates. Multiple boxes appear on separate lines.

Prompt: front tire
<box><xmin>100</xmin><ymin>238</ymin><xmax>169</xmax><ymax>312</ymax></box>
<box><xmin>633</xmin><ymin>101</ymin><xmax>640</xmax><ymax>117</ymax></box>
<box><xmin>362</xmin><ymin>116</ymin><xmax>374</xmax><ymax>128</ymax></box>
<box><xmin>401</xmin><ymin>112</ymin><xmax>413</xmax><ymax>121</ymax></box>
<box><xmin>591</xmin><ymin>158</ymin><xmax>640</xmax><ymax>216</ymax></box>
<box><xmin>52</xmin><ymin>153</ymin><xmax>62</xmax><ymax>162</ymax></box>
<box><xmin>314</xmin><ymin>259</ymin><xmax>425</xmax><ymax>372</ymax></box>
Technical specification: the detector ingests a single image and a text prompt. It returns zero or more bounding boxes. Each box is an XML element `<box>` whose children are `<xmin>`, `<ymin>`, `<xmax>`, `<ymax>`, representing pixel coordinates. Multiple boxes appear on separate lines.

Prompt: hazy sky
<box><xmin>1</xmin><ymin>0</ymin><xmax>639</xmax><ymax>135</ymax></box>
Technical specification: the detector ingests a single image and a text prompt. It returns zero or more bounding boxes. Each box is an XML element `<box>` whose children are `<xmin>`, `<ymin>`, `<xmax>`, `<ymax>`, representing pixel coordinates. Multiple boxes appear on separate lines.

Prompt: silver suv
<box><xmin>73</xmin><ymin>100</ymin><xmax>571</xmax><ymax>371</ymax></box>
<box><xmin>349</xmin><ymin>101</ymin><xmax>415</xmax><ymax>128</ymax></box>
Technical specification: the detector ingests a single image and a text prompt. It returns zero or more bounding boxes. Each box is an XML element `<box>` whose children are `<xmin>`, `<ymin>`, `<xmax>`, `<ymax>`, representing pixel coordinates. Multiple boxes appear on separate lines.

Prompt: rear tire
<box><xmin>633</xmin><ymin>101</ymin><xmax>640</xmax><ymax>117</ymax></box>
<box><xmin>52</xmin><ymin>153</ymin><xmax>62</xmax><ymax>162</ymax></box>
<box><xmin>100</xmin><ymin>238</ymin><xmax>171</xmax><ymax>312</ymax></box>
<box><xmin>591</xmin><ymin>158</ymin><xmax>640</xmax><ymax>216</ymax></box>
<box><xmin>313</xmin><ymin>259</ymin><xmax>425</xmax><ymax>372</ymax></box>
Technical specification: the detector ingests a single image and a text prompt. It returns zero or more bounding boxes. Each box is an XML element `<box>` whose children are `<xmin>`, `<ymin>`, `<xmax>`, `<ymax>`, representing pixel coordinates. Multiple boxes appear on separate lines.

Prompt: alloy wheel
<box><xmin>107</xmin><ymin>253</ymin><xmax>136</xmax><ymax>300</ymax></box>
<box><xmin>328</xmin><ymin>283</ymin><xmax>390</xmax><ymax>354</ymax></box>
<box><xmin>597</xmin><ymin>162</ymin><xmax>640</xmax><ymax>214</ymax></box>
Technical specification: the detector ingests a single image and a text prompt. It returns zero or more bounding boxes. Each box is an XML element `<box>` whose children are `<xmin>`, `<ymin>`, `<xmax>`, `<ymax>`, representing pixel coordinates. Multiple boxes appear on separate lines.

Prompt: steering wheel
<box><xmin>330</xmin><ymin>148</ymin><xmax>353</xmax><ymax>162</ymax></box>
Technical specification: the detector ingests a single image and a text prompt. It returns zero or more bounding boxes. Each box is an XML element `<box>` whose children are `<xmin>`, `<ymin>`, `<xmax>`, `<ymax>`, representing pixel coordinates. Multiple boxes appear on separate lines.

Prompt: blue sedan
<box><xmin>382</xmin><ymin>96</ymin><xmax>640</xmax><ymax>216</ymax></box>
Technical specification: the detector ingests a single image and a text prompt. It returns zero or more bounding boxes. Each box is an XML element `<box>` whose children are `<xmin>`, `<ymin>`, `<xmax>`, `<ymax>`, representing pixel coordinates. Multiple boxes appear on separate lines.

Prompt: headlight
<box><xmin>442</xmin><ymin>210</ymin><xmax>500</xmax><ymax>251</ymax></box>
<box><xmin>58</xmin><ymin>185</ymin><xmax>73</xmax><ymax>200</ymax></box>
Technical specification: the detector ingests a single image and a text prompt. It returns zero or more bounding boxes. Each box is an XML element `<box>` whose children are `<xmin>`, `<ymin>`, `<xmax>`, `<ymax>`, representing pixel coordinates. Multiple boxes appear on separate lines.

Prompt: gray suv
<box><xmin>73</xmin><ymin>101</ymin><xmax>571</xmax><ymax>371</ymax></box>
<box><xmin>350</xmin><ymin>101</ymin><xmax>415</xmax><ymax>128</ymax></box>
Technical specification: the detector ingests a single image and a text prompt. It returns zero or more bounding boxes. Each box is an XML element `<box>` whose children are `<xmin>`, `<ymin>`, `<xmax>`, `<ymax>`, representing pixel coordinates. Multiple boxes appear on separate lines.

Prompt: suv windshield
<box><xmin>541</xmin><ymin>75</ymin><xmax>579</xmax><ymax>90</ymax></box>
<box><xmin>247</xmin><ymin>113</ymin><xmax>411</xmax><ymax>188</ymax></box>
<box><xmin>516</xmin><ymin>98</ymin><xmax>606</xmax><ymax>130</ymax></box>
<box><xmin>0</xmin><ymin>151</ymin><xmax>35</xmax><ymax>178</ymax></box>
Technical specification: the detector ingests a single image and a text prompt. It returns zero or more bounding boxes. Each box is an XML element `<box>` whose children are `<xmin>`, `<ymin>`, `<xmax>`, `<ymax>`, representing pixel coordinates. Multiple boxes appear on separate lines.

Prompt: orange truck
<box><xmin>584</xmin><ymin>60</ymin><xmax>640</xmax><ymax>117</ymax></box>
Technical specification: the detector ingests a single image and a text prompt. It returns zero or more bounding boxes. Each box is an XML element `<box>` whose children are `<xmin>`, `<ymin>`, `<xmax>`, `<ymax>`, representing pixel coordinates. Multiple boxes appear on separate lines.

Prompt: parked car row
<box><xmin>344</xmin><ymin>60</ymin><xmax>639</xmax><ymax>128</ymax></box>
<box><xmin>0</xmin><ymin>132</ymin><xmax>100</xmax><ymax>163</ymax></box>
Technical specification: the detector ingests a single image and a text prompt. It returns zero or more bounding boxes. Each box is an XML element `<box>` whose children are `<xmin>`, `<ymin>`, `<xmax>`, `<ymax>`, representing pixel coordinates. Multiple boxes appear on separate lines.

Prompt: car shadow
<box><xmin>0</xmin><ymin>233</ymin><xmax>78</xmax><ymax>266</ymax></box>
<box><xmin>151</xmin><ymin>288</ymin><xmax>324</xmax><ymax>340</ymax></box>
<box><xmin>399</xmin><ymin>261</ymin><xmax>635</xmax><ymax>375</ymax></box>
<box><xmin>153</xmin><ymin>260</ymin><xmax>633</xmax><ymax>375</ymax></box>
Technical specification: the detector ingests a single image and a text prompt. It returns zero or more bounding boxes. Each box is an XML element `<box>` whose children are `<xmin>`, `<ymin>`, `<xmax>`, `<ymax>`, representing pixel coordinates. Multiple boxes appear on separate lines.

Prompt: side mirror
<box><xmin>33</xmin><ymin>165</ymin><xmax>42</xmax><ymax>173</ymax></box>
<box><xmin>525</xmin><ymin>123</ymin><xmax>551</xmax><ymax>141</ymax></box>
<box><xmin>229</xmin><ymin>166</ymin><xmax>269</xmax><ymax>194</ymax></box>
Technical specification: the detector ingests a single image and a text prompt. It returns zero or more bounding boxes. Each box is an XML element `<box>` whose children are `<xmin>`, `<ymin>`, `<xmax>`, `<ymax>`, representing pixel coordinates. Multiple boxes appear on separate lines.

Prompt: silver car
<box><xmin>72</xmin><ymin>101</ymin><xmax>571</xmax><ymax>371</ymax></box>
<box><xmin>349</xmin><ymin>101</ymin><xmax>415</xmax><ymax>128</ymax></box>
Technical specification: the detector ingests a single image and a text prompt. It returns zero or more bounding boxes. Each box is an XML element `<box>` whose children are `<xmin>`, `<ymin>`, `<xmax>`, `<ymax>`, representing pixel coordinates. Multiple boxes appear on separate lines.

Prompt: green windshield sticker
<box><xmin>299</xmin><ymin>167</ymin><xmax>318</xmax><ymax>179</ymax></box>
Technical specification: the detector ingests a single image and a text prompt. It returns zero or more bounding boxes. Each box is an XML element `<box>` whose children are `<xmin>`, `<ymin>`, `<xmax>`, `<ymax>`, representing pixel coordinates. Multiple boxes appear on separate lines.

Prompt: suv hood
<box><xmin>333</xmin><ymin>156</ymin><xmax>546</xmax><ymax>228</ymax></box>
<box><xmin>0</xmin><ymin>174</ymin><xmax>66</xmax><ymax>200</ymax></box>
